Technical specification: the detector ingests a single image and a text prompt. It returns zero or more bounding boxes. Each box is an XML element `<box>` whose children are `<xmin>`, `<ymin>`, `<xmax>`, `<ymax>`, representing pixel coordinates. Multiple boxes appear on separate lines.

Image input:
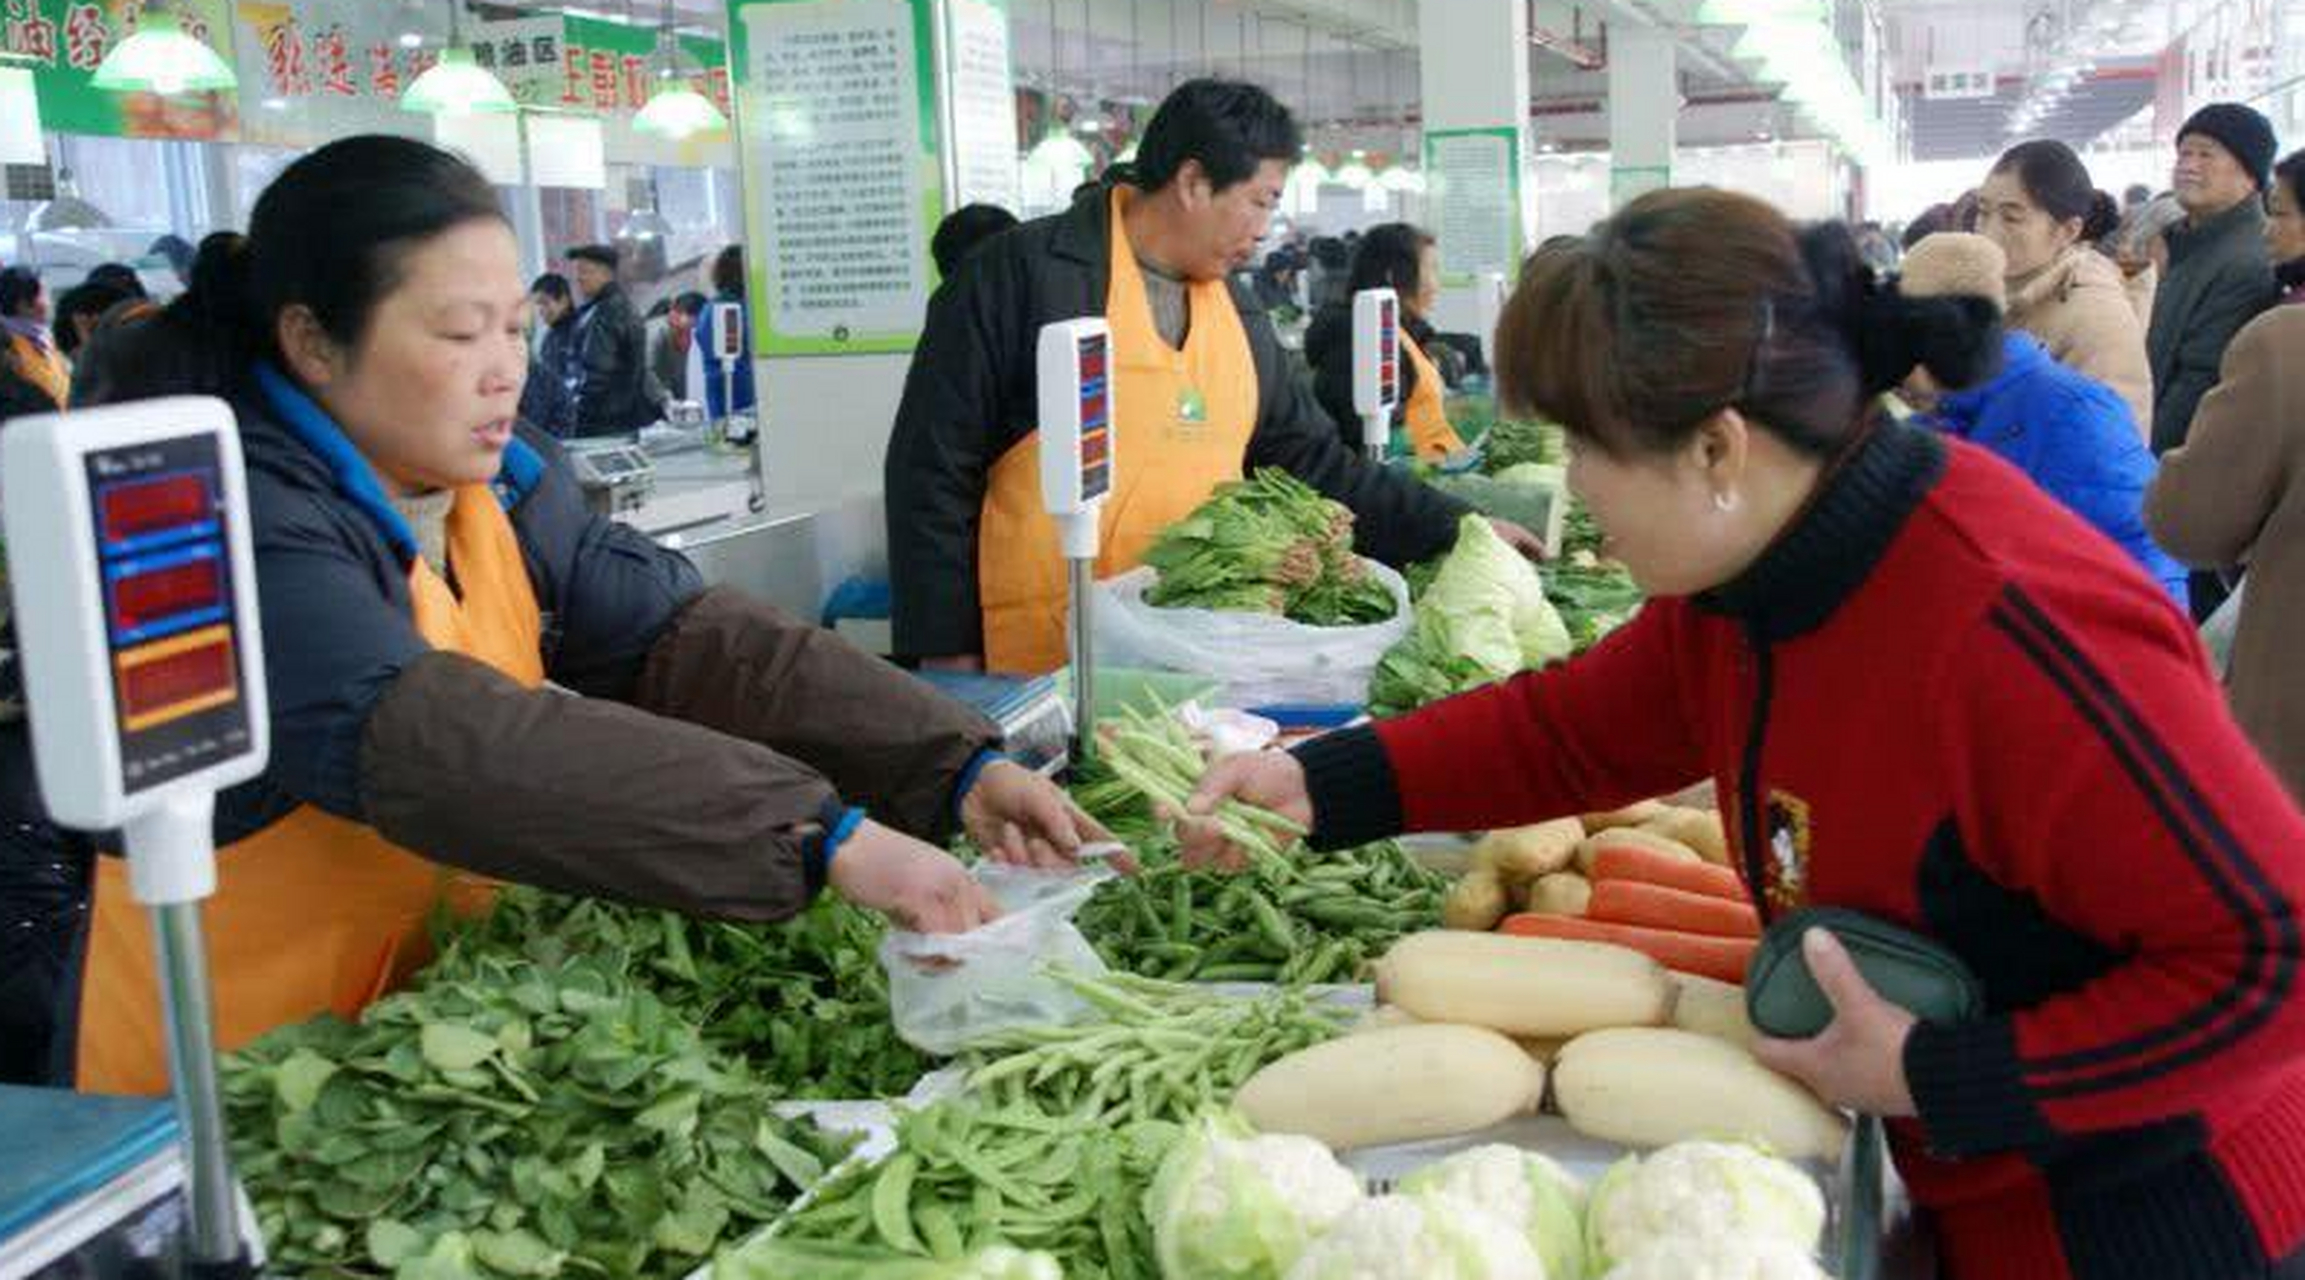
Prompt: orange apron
<box><xmin>977</xmin><ymin>187</ymin><xmax>1261</xmax><ymax>674</ymax></box>
<box><xmin>1399</xmin><ymin>332</ymin><xmax>1466</xmax><ymax>462</ymax></box>
<box><xmin>77</xmin><ymin>487</ymin><xmax>545</xmax><ymax>1095</ymax></box>
<box><xmin>10</xmin><ymin>331</ymin><xmax>69</xmax><ymax>409</ymax></box>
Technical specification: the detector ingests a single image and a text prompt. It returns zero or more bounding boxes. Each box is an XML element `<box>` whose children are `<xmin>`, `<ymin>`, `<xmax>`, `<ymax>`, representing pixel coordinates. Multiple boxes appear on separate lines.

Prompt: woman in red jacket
<box><xmin>1186</xmin><ymin>188</ymin><xmax>2305</xmax><ymax>1280</ymax></box>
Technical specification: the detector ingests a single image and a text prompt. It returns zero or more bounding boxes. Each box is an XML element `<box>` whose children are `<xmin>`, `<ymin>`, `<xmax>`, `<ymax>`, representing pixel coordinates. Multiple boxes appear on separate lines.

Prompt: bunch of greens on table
<box><xmin>768</xmin><ymin>975</ymin><xmax>1344</xmax><ymax>1280</ymax></box>
<box><xmin>1546</xmin><ymin>556</ymin><xmax>1645</xmax><ymax>652</ymax></box>
<box><xmin>1142</xmin><ymin>468</ymin><xmax>1396</xmax><ymax>626</ymax></box>
<box><xmin>436</xmin><ymin>888</ymin><xmax>929</xmax><ymax>1100</ymax></box>
<box><xmin>221</xmin><ymin>947</ymin><xmax>856</xmax><ymax>1280</ymax></box>
<box><xmin>1468</xmin><ymin>410</ymin><xmax>1565</xmax><ymax>474</ymax></box>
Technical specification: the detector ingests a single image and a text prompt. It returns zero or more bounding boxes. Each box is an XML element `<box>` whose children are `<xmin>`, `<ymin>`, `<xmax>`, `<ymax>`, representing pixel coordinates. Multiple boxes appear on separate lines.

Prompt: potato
<box><xmin>1578</xmin><ymin>799</ymin><xmax>1669</xmax><ymax>831</ymax></box>
<box><xmin>1553</xmin><ymin>1027</ymin><xmax>1847</xmax><ymax>1162</ymax></box>
<box><xmin>1573</xmin><ymin>827</ymin><xmax>1705</xmax><ymax>876</ymax></box>
<box><xmin>1669</xmin><ymin>973</ymin><xmax>1757</xmax><ymax>1049</ymax></box>
<box><xmin>1442</xmin><ymin>869</ymin><xmax>1511</xmax><ymax>931</ymax></box>
<box><xmin>1236</xmin><ymin>1023</ymin><xmax>1547</xmax><ymax>1150</ymax></box>
<box><xmin>1474</xmin><ymin>817</ymin><xmax>1586</xmax><ymax>888</ymax></box>
<box><xmin>1641</xmin><ymin>808</ymin><xmax>1731</xmax><ymax>865</ymax></box>
<box><xmin>1372</xmin><ymin>929</ymin><xmax>1673</xmax><ymax>1037</ymax></box>
<box><xmin>1526</xmin><ymin>872</ymin><xmax>1592</xmax><ymax>916</ymax></box>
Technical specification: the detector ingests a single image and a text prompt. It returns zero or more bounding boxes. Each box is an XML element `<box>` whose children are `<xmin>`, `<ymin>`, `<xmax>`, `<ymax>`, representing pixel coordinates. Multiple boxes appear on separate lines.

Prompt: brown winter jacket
<box><xmin>2146</xmin><ymin>304</ymin><xmax>2305</xmax><ymax>801</ymax></box>
<box><xmin>2007</xmin><ymin>247</ymin><xmax>2154</xmax><ymax>436</ymax></box>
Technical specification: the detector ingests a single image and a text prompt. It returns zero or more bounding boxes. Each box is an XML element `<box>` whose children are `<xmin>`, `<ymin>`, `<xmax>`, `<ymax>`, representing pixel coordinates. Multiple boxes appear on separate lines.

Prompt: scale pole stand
<box><xmin>1067</xmin><ymin>557</ymin><xmax>1096</xmax><ymax>762</ymax></box>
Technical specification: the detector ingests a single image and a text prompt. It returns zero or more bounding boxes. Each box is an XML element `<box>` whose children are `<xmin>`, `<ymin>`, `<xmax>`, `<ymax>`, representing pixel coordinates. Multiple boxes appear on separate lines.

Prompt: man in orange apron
<box><xmin>1306</xmin><ymin>222</ymin><xmax>1470</xmax><ymax>463</ymax></box>
<box><xmin>887</xmin><ymin>80</ymin><xmax>1537</xmax><ymax>676</ymax></box>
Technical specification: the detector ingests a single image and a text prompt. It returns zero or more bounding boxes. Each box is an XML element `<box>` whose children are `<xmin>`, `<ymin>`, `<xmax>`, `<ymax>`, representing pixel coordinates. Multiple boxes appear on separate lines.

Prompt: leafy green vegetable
<box><xmin>715</xmin><ymin>1238</ymin><xmax>1065</xmax><ymax>1280</ymax></box>
<box><xmin>1545</xmin><ymin>555</ymin><xmax>1645</xmax><ymax>653</ymax></box>
<box><xmin>221</xmin><ymin>947</ymin><xmax>856</xmax><ymax>1279</ymax></box>
<box><xmin>435</xmin><ymin>889</ymin><xmax>930</xmax><ymax>1100</ymax></box>
<box><xmin>1368</xmin><ymin>516</ymin><xmax>1571</xmax><ymax>716</ymax></box>
<box><xmin>1143</xmin><ymin>469</ymin><xmax>1396</xmax><ymax>627</ymax></box>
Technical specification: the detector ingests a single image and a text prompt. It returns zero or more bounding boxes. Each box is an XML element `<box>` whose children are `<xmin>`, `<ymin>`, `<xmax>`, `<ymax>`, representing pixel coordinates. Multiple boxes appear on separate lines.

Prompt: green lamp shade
<box><xmin>90</xmin><ymin>11</ymin><xmax>237</xmax><ymax>95</ymax></box>
<box><xmin>633</xmin><ymin>82</ymin><xmax>727</xmax><ymax>138</ymax></box>
<box><xmin>400</xmin><ymin>46</ymin><xmax>516</xmax><ymax>116</ymax></box>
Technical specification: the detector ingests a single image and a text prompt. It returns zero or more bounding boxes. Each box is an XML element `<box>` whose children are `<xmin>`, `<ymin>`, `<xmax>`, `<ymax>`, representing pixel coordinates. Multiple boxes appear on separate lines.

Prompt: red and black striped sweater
<box><xmin>1298</xmin><ymin>420</ymin><xmax>2305</xmax><ymax>1280</ymax></box>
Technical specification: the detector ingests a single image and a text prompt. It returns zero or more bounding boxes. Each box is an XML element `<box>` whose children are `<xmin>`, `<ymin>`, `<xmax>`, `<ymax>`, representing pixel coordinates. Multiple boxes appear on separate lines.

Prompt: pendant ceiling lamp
<box><xmin>633</xmin><ymin>0</ymin><xmax>727</xmax><ymax>138</ymax></box>
<box><xmin>400</xmin><ymin>0</ymin><xmax>515</xmax><ymax>116</ymax></box>
<box><xmin>91</xmin><ymin>0</ymin><xmax>236</xmax><ymax>96</ymax></box>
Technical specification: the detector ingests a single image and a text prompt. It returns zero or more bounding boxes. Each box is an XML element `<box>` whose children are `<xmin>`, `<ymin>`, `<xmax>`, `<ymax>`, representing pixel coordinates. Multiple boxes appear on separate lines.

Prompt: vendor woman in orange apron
<box><xmin>28</xmin><ymin>136</ymin><xmax>1105</xmax><ymax>1095</ymax></box>
<box><xmin>1307</xmin><ymin>222</ymin><xmax>1471</xmax><ymax>463</ymax></box>
<box><xmin>885</xmin><ymin>79</ymin><xmax>1543</xmax><ymax>676</ymax></box>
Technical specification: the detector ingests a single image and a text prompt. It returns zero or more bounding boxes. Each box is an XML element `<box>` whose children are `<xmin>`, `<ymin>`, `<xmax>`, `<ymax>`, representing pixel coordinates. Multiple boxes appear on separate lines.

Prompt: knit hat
<box><xmin>1898</xmin><ymin>233</ymin><xmax>2008</xmax><ymax>312</ymax></box>
<box><xmin>2177</xmin><ymin>103</ymin><xmax>2278</xmax><ymax>193</ymax></box>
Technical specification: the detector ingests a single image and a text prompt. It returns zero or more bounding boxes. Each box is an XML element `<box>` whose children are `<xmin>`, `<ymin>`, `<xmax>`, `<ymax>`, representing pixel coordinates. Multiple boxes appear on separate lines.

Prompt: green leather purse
<box><xmin>1745</xmin><ymin>906</ymin><xmax>1986</xmax><ymax>1039</ymax></box>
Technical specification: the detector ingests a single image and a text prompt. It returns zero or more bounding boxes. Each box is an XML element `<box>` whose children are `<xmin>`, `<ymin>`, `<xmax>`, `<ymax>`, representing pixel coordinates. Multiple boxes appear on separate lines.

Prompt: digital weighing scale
<box><xmin>3</xmin><ymin>396</ymin><xmax>268</xmax><ymax>1278</ymax></box>
<box><xmin>1035</xmin><ymin>317</ymin><xmax>1114</xmax><ymax>761</ymax></box>
<box><xmin>1352</xmin><ymin>286</ymin><xmax>1402</xmax><ymax>465</ymax></box>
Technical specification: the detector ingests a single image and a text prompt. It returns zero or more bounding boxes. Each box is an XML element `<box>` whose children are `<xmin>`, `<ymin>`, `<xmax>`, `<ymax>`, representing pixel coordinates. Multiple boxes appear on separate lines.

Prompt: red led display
<box><xmin>111</xmin><ymin>558</ymin><xmax>222</xmax><ymax>633</ymax></box>
<box><xmin>101</xmin><ymin>474</ymin><xmax>210</xmax><ymax>544</ymax></box>
<box><xmin>119</xmin><ymin>636</ymin><xmax>236</xmax><ymax>725</ymax></box>
<box><xmin>1082</xmin><ymin>391</ymin><xmax>1107</xmax><ymax>425</ymax></box>
<box><xmin>1081</xmin><ymin>430</ymin><xmax>1109</xmax><ymax>466</ymax></box>
<box><xmin>1078</xmin><ymin>338</ymin><xmax>1106</xmax><ymax>380</ymax></box>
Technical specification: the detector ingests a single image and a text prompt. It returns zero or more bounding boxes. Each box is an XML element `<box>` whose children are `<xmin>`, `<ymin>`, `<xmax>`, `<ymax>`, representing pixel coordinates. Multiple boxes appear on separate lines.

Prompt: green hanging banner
<box><xmin>2</xmin><ymin>0</ymin><xmax>239</xmax><ymax>139</ymax></box>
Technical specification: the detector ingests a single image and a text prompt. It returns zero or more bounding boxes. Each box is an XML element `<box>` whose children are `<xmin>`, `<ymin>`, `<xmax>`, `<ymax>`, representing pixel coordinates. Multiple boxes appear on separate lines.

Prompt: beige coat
<box><xmin>2146</xmin><ymin>304</ymin><xmax>2305</xmax><ymax>802</ymax></box>
<box><xmin>2006</xmin><ymin>248</ymin><xmax>2155</xmax><ymax>436</ymax></box>
<box><xmin>2124</xmin><ymin>261</ymin><xmax>2159</xmax><ymax>324</ymax></box>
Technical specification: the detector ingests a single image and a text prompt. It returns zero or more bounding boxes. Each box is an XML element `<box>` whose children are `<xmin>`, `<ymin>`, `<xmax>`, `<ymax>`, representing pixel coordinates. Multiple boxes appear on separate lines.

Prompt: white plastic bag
<box><xmin>2202</xmin><ymin>578</ymin><xmax>2245</xmax><ymax>680</ymax></box>
<box><xmin>1090</xmin><ymin>562</ymin><xmax>1414</xmax><ymax>707</ymax></box>
<box><xmin>879</xmin><ymin>861</ymin><xmax>1116</xmax><ymax>1055</ymax></box>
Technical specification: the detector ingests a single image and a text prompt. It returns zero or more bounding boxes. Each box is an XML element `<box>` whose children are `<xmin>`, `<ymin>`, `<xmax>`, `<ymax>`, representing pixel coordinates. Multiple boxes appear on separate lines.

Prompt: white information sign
<box><xmin>1426</xmin><ymin>129</ymin><xmax>1521</xmax><ymax>284</ymax></box>
<box><xmin>943</xmin><ymin>0</ymin><xmax>1020</xmax><ymax>214</ymax></box>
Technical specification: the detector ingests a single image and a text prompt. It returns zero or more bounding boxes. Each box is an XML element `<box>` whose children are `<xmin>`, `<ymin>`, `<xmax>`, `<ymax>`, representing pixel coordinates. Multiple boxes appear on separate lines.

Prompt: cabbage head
<box><xmin>1146</xmin><ymin>1113</ymin><xmax>1363</xmax><ymax>1279</ymax></box>
<box><xmin>1599</xmin><ymin>1235</ymin><xmax>1829</xmax><ymax>1280</ymax></box>
<box><xmin>1368</xmin><ymin>515</ymin><xmax>1571</xmax><ymax>714</ymax></box>
<box><xmin>1403</xmin><ymin>1145</ymin><xmax>1588</xmax><ymax>1280</ymax></box>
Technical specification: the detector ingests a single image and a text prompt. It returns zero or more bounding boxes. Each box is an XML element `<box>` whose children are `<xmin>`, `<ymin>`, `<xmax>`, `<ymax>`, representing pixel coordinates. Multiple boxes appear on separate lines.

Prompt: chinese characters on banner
<box><xmin>743</xmin><ymin>0</ymin><xmax>934</xmax><ymax>346</ymax></box>
<box><xmin>943</xmin><ymin>0</ymin><xmax>1018</xmax><ymax>214</ymax></box>
<box><xmin>4</xmin><ymin>0</ymin><xmax>237</xmax><ymax>138</ymax></box>
<box><xmin>1425</xmin><ymin>129</ymin><xmax>1522</xmax><ymax>285</ymax></box>
<box><xmin>481</xmin><ymin>13</ymin><xmax>729</xmax><ymax>120</ymax></box>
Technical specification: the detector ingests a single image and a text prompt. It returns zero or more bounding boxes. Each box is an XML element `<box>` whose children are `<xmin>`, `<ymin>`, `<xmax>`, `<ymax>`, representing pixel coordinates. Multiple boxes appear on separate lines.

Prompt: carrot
<box><xmin>1589</xmin><ymin>845</ymin><xmax>1748</xmax><ymax>902</ymax></box>
<box><xmin>1585</xmin><ymin>879</ymin><xmax>1761</xmax><ymax>940</ymax></box>
<box><xmin>1499</xmin><ymin>913</ymin><xmax>1757</xmax><ymax>984</ymax></box>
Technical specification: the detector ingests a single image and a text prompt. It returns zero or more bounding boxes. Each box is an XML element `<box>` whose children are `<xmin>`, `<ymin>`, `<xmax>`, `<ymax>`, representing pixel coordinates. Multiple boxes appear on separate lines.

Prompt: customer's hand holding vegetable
<box><xmin>829</xmin><ymin>820</ymin><xmax>1002</xmax><ymax>933</ymax></box>
<box><xmin>1177</xmin><ymin>749</ymin><xmax>1315</xmax><ymax>871</ymax></box>
<box><xmin>1489</xmin><ymin>517</ymin><xmax>1550</xmax><ymax>560</ymax></box>
<box><xmin>1751</xmin><ymin>929</ymin><xmax>1918</xmax><ymax>1118</ymax></box>
<box><xmin>963</xmin><ymin>758</ymin><xmax>1125</xmax><ymax>872</ymax></box>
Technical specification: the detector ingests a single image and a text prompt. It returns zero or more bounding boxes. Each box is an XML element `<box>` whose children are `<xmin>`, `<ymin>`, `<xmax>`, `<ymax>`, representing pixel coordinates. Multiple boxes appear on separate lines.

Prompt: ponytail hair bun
<box><xmin>2082</xmin><ymin>190</ymin><xmax>2121</xmax><ymax>243</ymax></box>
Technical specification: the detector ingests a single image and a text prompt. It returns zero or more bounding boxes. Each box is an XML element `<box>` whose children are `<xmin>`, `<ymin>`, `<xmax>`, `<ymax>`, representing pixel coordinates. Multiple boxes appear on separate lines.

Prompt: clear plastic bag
<box><xmin>1090</xmin><ymin>562</ymin><xmax>1413</xmax><ymax>708</ymax></box>
<box><xmin>878</xmin><ymin>861</ymin><xmax>1117</xmax><ymax>1055</ymax></box>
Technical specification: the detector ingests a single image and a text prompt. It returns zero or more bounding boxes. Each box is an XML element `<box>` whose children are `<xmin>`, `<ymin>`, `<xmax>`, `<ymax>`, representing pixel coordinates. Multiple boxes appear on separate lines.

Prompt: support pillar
<box><xmin>1607</xmin><ymin>24</ymin><xmax>1676</xmax><ymax>208</ymax></box>
<box><xmin>1418</xmin><ymin>0</ymin><xmax>1531</xmax><ymax>359</ymax></box>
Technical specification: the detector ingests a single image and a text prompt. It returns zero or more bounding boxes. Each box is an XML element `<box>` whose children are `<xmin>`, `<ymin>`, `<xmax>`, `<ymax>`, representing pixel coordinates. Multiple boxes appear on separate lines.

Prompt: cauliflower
<box><xmin>1146</xmin><ymin>1114</ymin><xmax>1364</xmax><ymax>1279</ymax></box>
<box><xmin>1601</xmin><ymin>1235</ymin><xmax>1830</xmax><ymax>1280</ymax></box>
<box><xmin>1403</xmin><ymin>1145</ymin><xmax>1589</xmax><ymax>1280</ymax></box>
<box><xmin>1586</xmin><ymin>1141</ymin><xmax>1826</xmax><ymax>1274</ymax></box>
<box><xmin>1283</xmin><ymin>1192</ymin><xmax>1546</xmax><ymax>1280</ymax></box>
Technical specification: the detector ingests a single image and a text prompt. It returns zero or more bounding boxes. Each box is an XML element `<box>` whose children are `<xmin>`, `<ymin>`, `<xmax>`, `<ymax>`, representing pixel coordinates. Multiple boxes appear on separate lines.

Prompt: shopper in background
<box><xmin>50</xmin><ymin>278</ymin><xmax>135</xmax><ymax>366</ymax></box>
<box><xmin>695</xmin><ymin>243</ymin><xmax>755</xmax><ymax>420</ymax></box>
<box><xmin>519</xmin><ymin>273</ymin><xmax>577</xmax><ymax>437</ymax></box>
<box><xmin>646</xmin><ymin>291</ymin><xmax>705</xmax><ymax>410</ymax></box>
<box><xmin>0</xmin><ymin>135</ymin><xmax>1118</xmax><ymax>1095</ymax></box>
<box><xmin>147</xmin><ymin>233</ymin><xmax>194</xmax><ymax>287</ymax></box>
<box><xmin>2112</xmin><ymin>192</ymin><xmax>2186</xmax><ymax>321</ymax></box>
<box><xmin>2148</xmin><ymin>303</ymin><xmax>2305</xmax><ymax>802</ymax></box>
<box><xmin>2149</xmin><ymin>104</ymin><xmax>2279</xmax><ymax>457</ymax></box>
<box><xmin>2267</xmin><ymin>150</ymin><xmax>2305</xmax><ymax>305</ymax></box>
<box><xmin>565</xmin><ymin>242</ymin><xmax>653</xmax><ymax>436</ymax></box>
<box><xmin>931</xmin><ymin>203</ymin><xmax>1021</xmax><ymax>282</ymax></box>
<box><xmin>885</xmin><ymin>78</ymin><xmax>1507</xmax><ymax>675</ymax></box>
<box><xmin>0</xmin><ymin>266</ymin><xmax>66</xmax><ymax>412</ymax></box>
<box><xmin>1974</xmin><ymin>140</ymin><xmax>2153</xmax><ymax>430</ymax></box>
<box><xmin>1899</xmin><ymin>232</ymin><xmax>2187</xmax><ymax>604</ymax></box>
<box><xmin>81</xmin><ymin>262</ymin><xmax>145</xmax><ymax>300</ymax></box>
<box><xmin>1304</xmin><ymin>222</ymin><xmax>1467</xmax><ymax>460</ymax></box>
<box><xmin>1184</xmin><ymin>187</ymin><xmax>2305</xmax><ymax>1280</ymax></box>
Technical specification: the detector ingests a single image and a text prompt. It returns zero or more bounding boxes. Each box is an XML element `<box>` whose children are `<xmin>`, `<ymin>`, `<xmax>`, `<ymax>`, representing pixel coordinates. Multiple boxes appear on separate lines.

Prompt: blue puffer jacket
<box><xmin>1927</xmin><ymin>332</ymin><xmax>2191</xmax><ymax>607</ymax></box>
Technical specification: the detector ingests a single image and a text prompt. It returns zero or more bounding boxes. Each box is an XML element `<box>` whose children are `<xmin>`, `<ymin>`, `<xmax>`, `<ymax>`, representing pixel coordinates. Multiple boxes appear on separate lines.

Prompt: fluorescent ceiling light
<box><xmin>91</xmin><ymin>7</ymin><xmax>237</xmax><ymax>95</ymax></box>
<box><xmin>634</xmin><ymin>80</ymin><xmax>727</xmax><ymax>137</ymax></box>
<box><xmin>401</xmin><ymin>46</ymin><xmax>516</xmax><ymax>115</ymax></box>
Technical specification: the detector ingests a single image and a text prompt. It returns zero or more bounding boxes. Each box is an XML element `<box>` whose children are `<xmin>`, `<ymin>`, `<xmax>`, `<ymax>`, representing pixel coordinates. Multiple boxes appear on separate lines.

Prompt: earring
<box><xmin>1713</xmin><ymin>491</ymin><xmax>1739</xmax><ymax>513</ymax></box>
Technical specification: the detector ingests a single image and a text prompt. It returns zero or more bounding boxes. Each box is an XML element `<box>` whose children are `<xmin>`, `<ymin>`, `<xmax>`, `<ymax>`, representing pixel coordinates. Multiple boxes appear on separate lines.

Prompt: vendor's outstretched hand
<box><xmin>1490</xmin><ymin>517</ymin><xmax>1549</xmax><ymax>560</ymax></box>
<box><xmin>829</xmin><ymin>820</ymin><xmax>1001</xmax><ymax>933</ymax></box>
<box><xmin>1751</xmin><ymin>929</ymin><xmax>1919</xmax><ymax>1118</ymax></box>
<box><xmin>963</xmin><ymin>759</ymin><xmax>1128</xmax><ymax>872</ymax></box>
<box><xmin>1176</xmin><ymin>749</ymin><xmax>1314</xmax><ymax>872</ymax></box>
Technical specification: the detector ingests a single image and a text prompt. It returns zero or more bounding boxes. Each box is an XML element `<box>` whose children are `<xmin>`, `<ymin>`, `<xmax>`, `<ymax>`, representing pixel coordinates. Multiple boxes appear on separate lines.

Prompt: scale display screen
<box><xmin>85</xmin><ymin>435</ymin><xmax>252</xmax><ymax>794</ymax></box>
<box><xmin>1377</xmin><ymin>295</ymin><xmax>1399</xmax><ymax>404</ymax></box>
<box><xmin>1076</xmin><ymin>331</ymin><xmax>1111</xmax><ymax>502</ymax></box>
